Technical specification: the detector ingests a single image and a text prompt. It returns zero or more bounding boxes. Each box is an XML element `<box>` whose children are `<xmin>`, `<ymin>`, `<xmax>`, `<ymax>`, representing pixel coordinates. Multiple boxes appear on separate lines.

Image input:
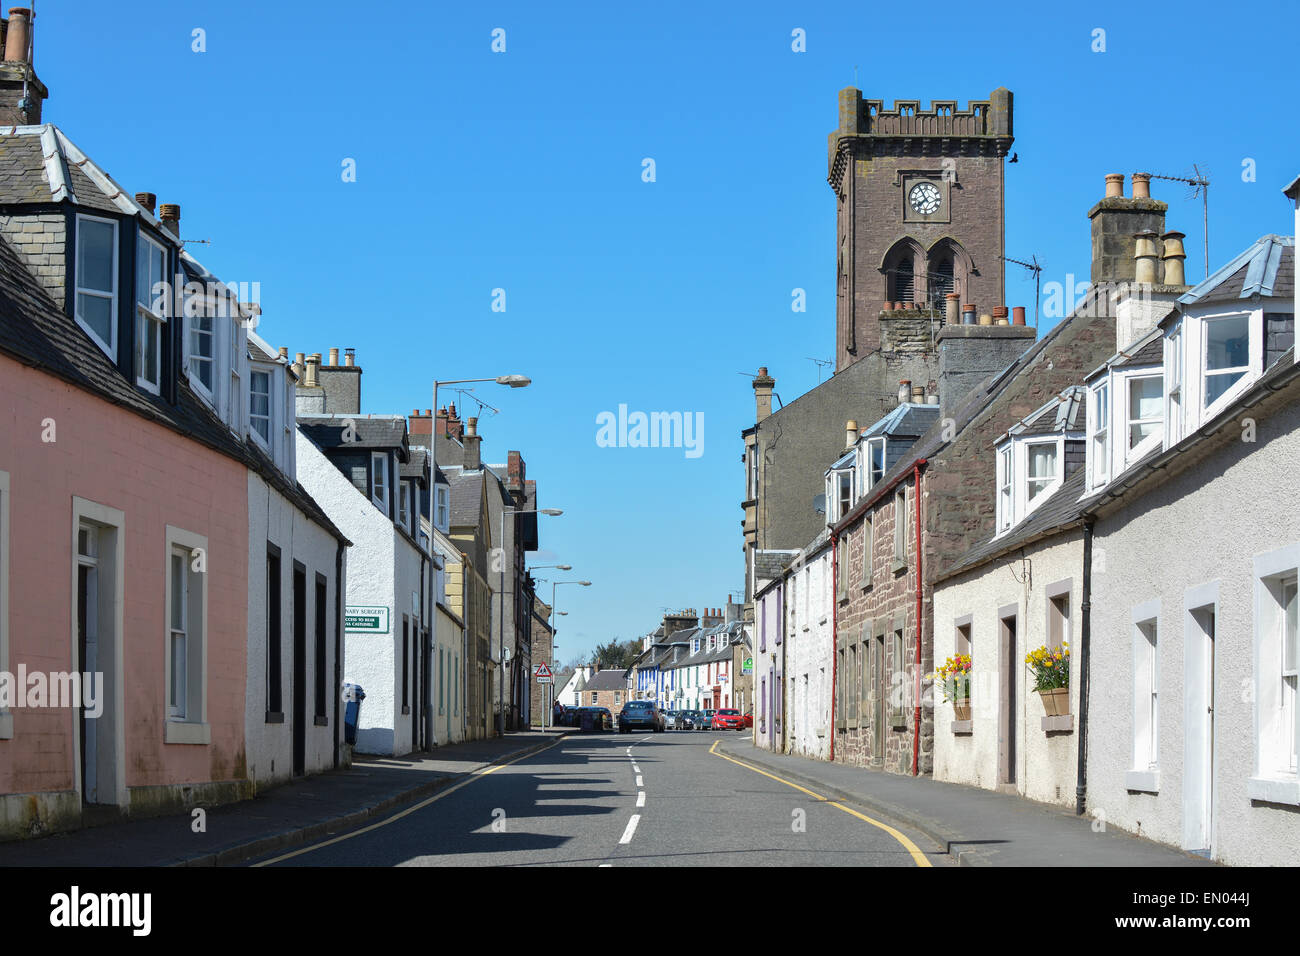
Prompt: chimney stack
<box><xmin>313</xmin><ymin>346</ymin><xmax>361</xmax><ymax>414</ymax></box>
<box><xmin>1089</xmin><ymin>171</ymin><xmax>1167</xmax><ymax>285</ymax></box>
<box><xmin>463</xmin><ymin>417</ymin><xmax>482</xmax><ymax>470</ymax></box>
<box><xmin>752</xmin><ymin>367</ymin><xmax>775</xmax><ymax>422</ymax></box>
<box><xmin>0</xmin><ymin>9</ymin><xmax>44</xmax><ymax>125</ymax></box>
<box><xmin>159</xmin><ymin>204</ymin><xmax>181</xmax><ymax>238</ymax></box>
<box><xmin>134</xmin><ymin>192</ymin><xmax>157</xmax><ymax>215</ymax></box>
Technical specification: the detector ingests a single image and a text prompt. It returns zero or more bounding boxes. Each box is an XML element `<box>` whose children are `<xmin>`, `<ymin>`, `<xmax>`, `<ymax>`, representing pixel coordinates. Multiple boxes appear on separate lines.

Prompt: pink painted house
<box><xmin>0</xmin><ymin>22</ymin><xmax>347</xmax><ymax>838</ymax></box>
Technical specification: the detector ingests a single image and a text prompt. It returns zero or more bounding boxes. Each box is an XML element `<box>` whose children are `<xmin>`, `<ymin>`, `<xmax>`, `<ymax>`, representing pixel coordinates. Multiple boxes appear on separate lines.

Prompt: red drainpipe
<box><xmin>912</xmin><ymin>460</ymin><xmax>926</xmax><ymax>777</ymax></box>
<box><xmin>829</xmin><ymin>529</ymin><xmax>838</xmax><ymax>762</ymax></box>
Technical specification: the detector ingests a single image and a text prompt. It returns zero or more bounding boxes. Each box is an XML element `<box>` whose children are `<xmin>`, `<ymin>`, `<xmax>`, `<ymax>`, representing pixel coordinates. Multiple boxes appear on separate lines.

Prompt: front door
<box><xmin>998</xmin><ymin>614</ymin><xmax>1017</xmax><ymax>786</ymax></box>
<box><xmin>76</xmin><ymin>525</ymin><xmax>99</xmax><ymax>804</ymax></box>
<box><xmin>1184</xmin><ymin>606</ymin><xmax>1216</xmax><ymax>852</ymax></box>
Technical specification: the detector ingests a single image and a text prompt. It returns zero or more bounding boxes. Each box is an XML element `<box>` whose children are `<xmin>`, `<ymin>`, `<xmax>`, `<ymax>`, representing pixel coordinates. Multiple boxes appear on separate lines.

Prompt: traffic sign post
<box><xmin>536</xmin><ymin>663</ymin><xmax>554</xmax><ymax>730</ymax></box>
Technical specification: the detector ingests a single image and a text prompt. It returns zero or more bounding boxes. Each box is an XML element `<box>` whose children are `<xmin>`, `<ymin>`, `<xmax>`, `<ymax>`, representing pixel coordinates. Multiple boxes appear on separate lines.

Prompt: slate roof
<box><xmin>298</xmin><ymin>415</ymin><xmax>409</xmax><ymax>454</ymax></box>
<box><xmin>0</xmin><ymin>227</ymin><xmax>349</xmax><ymax>545</ymax></box>
<box><xmin>1000</xmin><ymin>386</ymin><xmax>1086</xmax><ymax>441</ymax></box>
<box><xmin>941</xmin><ymin>468</ymin><xmax>1089</xmax><ymax>580</ymax></box>
<box><xmin>401</xmin><ymin>447</ymin><xmax>428</xmax><ymax>481</ymax></box>
<box><xmin>755</xmin><ymin>549</ymin><xmax>800</xmax><ymax>581</ymax></box>
<box><xmin>1179</xmin><ymin>235</ymin><xmax>1293</xmax><ymax>307</ymax></box>
<box><xmin>859</xmin><ymin>402</ymin><xmax>941</xmax><ymax>439</ymax></box>
<box><xmin>582</xmin><ymin>670</ymin><xmax>629</xmax><ymax>692</ymax></box>
<box><xmin>445</xmin><ymin>468</ymin><xmax>485</xmax><ymax>528</ymax></box>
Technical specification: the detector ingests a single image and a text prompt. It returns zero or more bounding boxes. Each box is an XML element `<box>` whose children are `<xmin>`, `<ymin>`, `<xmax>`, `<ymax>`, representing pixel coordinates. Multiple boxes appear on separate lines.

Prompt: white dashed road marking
<box><xmin>635</xmin><ymin>775</ymin><xmax>643</xmax><ymax>787</ymax></box>
<box><xmin>636</xmin><ymin>790</ymin><xmax>646</xmax><ymax>808</ymax></box>
<box><xmin>620</xmin><ymin>814</ymin><xmax>641</xmax><ymax>844</ymax></box>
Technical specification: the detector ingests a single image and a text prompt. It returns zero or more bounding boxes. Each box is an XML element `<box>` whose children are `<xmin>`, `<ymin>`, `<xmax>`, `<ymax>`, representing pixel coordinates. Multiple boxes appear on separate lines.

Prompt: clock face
<box><xmin>909</xmin><ymin>181</ymin><xmax>941</xmax><ymax>215</ymax></box>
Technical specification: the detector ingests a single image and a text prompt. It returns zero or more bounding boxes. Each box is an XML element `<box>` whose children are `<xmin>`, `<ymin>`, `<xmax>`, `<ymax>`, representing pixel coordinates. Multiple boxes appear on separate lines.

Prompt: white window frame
<box><xmin>164</xmin><ymin>526</ymin><xmax>209</xmax><ymax>743</ymax></box>
<box><xmin>372</xmin><ymin>452</ymin><xmax>390</xmax><ymax>513</ymax></box>
<box><xmin>0</xmin><ymin>470</ymin><xmax>10</xmax><ymax>739</ymax></box>
<box><xmin>866</xmin><ymin>437</ymin><xmax>886</xmax><ymax>491</ymax></box>
<box><xmin>1124</xmin><ymin>371</ymin><xmax>1164</xmax><ymax>466</ymax></box>
<box><xmin>893</xmin><ymin>487</ymin><xmax>907</xmax><ymax>562</ymax></box>
<box><xmin>996</xmin><ymin>443</ymin><xmax>1013</xmax><ymax>532</ymax></box>
<box><xmin>1024</xmin><ymin>438</ymin><xmax>1060</xmax><ymax>510</ymax></box>
<box><xmin>1164</xmin><ymin>322</ymin><xmax>1185</xmax><ymax>447</ymax></box>
<box><xmin>249</xmin><ymin>366</ymin><xmax>272</xmax><ymax>447</ymax></box>
<box><xmin>860</xmin><ymin>517</ymin><xmax>873</xmax><ymax>588</ymax></box>
<box><xmin>435</xmin><ymin>486</ymin><xmax>449</xmax><ymax>530</ymax></box>
<box><xmin>1251</xmin><ymin>544</ymin><xmax>1300</xmax><ymax>804</ymax></box>
<box><xmin>1194</xmin><ymin>308</ymin><xmax>1261</xmax><ymax>423</ymax></box>
<box><xmin>1088</xmin><ymin>380</ymin><xmax>1110</xmax><ymax>491</ymax></box>
<box><xmin>134</xmin><ymin>232</ymin><xmax>168</xmax><ymax>395</ymax></box>
<box><xmin>399</xmin><ymin>480</ymin><xmax>411</xmax><ymax>529</ymax></box>
<box><xmin>187</xmin><ymin>298</ymin><xmax>217</xmax><ymax>399</ymax></box>
<box><xmin>74</xmin><ymin>213</ymin><xmax>119</xmax><ymax>360</ymax></box>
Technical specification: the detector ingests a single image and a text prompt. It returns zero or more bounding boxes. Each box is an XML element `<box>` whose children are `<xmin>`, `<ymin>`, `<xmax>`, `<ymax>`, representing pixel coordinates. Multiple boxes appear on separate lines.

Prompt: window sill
<box><xmin>1124</xmin><ymin>769</ymin><xmax>1160</xmax><ymax>794</ymax></box>
<box><xmin>265</xmin><ymin>711</ymin><xmax>284</xmax><ymax>724</ymax></box>
<box><xmin>891</xmin><ymin>559</ymin><xmax>907</xmax><ymax>575</ymax></box>
<box><xmin>859</xmin><ymin>581</ymin><xmax>873</xmax><ymax>593</ymax></box>
<box><xmin>951</xmin><ymin>719</ymin><xmax>972</xmax><ymax>735</ymax></box>
<box><xmin>1041</xmin><ymin>715</ymin><xmax>1074</xmax><ymax>733</ymax></box>
<box><xmin>314</xmin><ymin>716</ymin><xmax>329</xmax><ymax>727</ymax></box>
<box><xmin>165</xmin><ymin>720</ymin><xmax>211</xmax><ymax>745</ymax></box>
<box><xmin>1247</xmin><ymin>775</ymin><xmax>1300</xmax><ymax>806</ymax></box>
<box><xmin>0</xmin><ymin>710</ymin><xmax>11</xmax><ymax>740</ymax></box>
<box><xmin>837</xmin><ymin>592</ymin><xmax>849</xmax><ymax>605</ymax></box>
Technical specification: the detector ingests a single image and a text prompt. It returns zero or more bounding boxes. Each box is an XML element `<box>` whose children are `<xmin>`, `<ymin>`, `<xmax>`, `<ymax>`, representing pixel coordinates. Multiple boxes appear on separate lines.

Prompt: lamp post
<box><xmin>430</xmin><ymin>374</ymin><xmax>529</xmax><ymax>745</ymax></box>
<box><xmin>498</xmin><ymin>509</ymin><xmax>563</xmax><ymax>736</ymax></box>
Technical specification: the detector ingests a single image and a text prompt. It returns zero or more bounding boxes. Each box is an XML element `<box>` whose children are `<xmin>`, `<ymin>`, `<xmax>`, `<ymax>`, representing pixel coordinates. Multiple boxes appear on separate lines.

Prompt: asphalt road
<box><xmin>250</xmin><ymin>730</ymin><xmax>948</xmax><ymax>867</ymax></box>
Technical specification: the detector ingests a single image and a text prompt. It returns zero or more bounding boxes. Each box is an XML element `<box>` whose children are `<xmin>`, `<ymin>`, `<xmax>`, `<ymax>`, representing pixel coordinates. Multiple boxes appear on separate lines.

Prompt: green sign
<box><xmin>346</xmin><ymin>605</ymin><xmax>390</xmax><ymax>634</ymax></box>
<box><xmin>742</xmin><ymin>657</ymin><xmax>753</xmax><ymax>675</ymax></box>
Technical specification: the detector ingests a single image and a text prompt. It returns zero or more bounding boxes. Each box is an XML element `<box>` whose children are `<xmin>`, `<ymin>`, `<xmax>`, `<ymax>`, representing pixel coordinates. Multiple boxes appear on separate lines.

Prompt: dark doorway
<box><xmin>292</xmin><ymin>563</ymin><xmax>307</xmax><ymax>777</ymax></box>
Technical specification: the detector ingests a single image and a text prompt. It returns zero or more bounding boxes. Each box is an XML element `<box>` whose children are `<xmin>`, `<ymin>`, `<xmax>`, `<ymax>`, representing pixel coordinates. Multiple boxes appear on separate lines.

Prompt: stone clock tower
<box><xmin>829</xmin><ymin>88</ymin><xmax>1014</xmax><ymax>372</ymax></box>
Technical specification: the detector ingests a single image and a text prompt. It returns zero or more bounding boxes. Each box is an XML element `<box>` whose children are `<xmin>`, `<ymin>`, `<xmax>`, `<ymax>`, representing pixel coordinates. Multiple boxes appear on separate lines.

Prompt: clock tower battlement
<box><xmin>829</xmin><ymin>88</ymin><xmax>1014</xmax><ymax>373</ymax></box>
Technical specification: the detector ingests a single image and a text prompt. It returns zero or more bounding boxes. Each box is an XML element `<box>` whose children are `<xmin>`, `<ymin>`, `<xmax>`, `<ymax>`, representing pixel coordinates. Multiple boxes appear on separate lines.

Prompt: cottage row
<box><xmin>0</xmin><ymin>19</ymin><xmax>553</xmax><ymax>840</ymax></box>
<box><xmin>740</xmin><ymin>84</ymin><xmax>1299</xmax><ymax>866</ymax></box>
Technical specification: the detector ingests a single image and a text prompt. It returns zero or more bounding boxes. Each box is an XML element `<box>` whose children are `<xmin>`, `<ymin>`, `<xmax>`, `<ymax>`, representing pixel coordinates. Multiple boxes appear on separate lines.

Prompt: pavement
<box><xmin>0</xmin><ymin>729</ymin><xmax>571</xmax><ymax>867</ymax></box>
<box><xmin>714</xmin><ymin>736</ymin><xmax>1216</xmax><ymax>866</ymax></box>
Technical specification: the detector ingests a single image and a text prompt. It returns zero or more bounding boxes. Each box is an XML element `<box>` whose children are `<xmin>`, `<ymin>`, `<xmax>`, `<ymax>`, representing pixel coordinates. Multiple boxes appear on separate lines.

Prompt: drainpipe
<box><xmin>912</xmin><ymin>461</ymin><xmax>925</xmax><ymax>777</ymax></box>
<box><xmin>1075</xmin><ymin>519</ymin><xmax>1094</xmax><ymax>816</ymax></box>
<box><xmin>830</xmin><ymin>531</ymin><xmax>838</xmax><ymax>763</ymax></box>
<box><xmin>333</xmin><ymin>539</ymin><xmax>344</xmax><ymax>770</ymax></box>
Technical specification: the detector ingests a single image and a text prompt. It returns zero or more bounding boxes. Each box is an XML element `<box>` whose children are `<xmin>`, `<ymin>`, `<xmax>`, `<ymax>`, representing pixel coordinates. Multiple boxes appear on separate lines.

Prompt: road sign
<box><xmin>535</xmin><ymin>662</ymin><xmax>553</xmax><ymax>683</ymax></box>
<box><xmin>742</xmin><ymin>657</ymin><xmax>753</xmax><ymax>675</ymax></box>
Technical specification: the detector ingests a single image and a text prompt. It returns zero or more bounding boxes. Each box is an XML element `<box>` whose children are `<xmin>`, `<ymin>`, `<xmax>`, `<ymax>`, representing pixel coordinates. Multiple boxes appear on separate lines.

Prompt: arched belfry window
<box><xmin>892</xmin><ymin>259</ymin><xmax>914</xmax><ymax>304</ymax></box>
<box><xmin>932</xmin><ymin>256</ymin><xmax>955</xmax><ymax>299</ymax></box>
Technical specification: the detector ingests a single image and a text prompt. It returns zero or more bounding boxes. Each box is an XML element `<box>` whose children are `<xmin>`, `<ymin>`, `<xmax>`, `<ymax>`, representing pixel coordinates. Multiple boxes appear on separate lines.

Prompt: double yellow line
<box><xmin>709</xmin><ymin>740</ymin><xmax>932</xmax><ymax>867</ymax></box>
<box><xmin>252</xmin><ymin>736</ymin><xmax>567</xmax><ymax>866</ymax></box>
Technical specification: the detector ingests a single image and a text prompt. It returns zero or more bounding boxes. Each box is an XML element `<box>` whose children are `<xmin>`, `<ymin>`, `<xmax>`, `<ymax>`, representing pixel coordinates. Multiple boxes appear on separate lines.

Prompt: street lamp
<box><xmin>499</xmin><ymin>508</ymin><xmax>563</xmax><ymax>737</ymax></box>
<box><xmin>548</xmin><ymin>580</ymin><xmax>591</xmax><ymax>729</ymax></box>
<box><xmin>429</xmin><ymin>374</ymin><xmax>529</xmax><ymax>747</ymax></box>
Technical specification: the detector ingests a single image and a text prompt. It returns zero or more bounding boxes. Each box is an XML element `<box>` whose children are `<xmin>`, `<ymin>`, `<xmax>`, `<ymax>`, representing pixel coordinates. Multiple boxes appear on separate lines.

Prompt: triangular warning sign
<box><xmin>535</xmin><ymin>662</ymin><xmax>553</xmax><ymax>678</ymax></box>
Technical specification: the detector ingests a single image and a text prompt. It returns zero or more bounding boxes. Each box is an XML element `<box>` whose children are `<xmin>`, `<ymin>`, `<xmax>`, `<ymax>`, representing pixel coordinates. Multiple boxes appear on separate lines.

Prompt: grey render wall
<box><xmin>937</xmin><ymin>325</ymin><xmax>1037</xmax><ymax>419</ymax></box>
<box><xmin>1088</xmin><ymin>393</ymin><xmax>1300</xmax><ymax>865</ymax></box>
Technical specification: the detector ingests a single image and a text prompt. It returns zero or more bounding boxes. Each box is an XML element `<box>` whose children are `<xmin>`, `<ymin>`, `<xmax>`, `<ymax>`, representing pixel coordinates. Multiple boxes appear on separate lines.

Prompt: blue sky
<box><xmin>39</xmin><ymin>0</ymin><xmax>1298</xmax><ymax>664</ymax></box>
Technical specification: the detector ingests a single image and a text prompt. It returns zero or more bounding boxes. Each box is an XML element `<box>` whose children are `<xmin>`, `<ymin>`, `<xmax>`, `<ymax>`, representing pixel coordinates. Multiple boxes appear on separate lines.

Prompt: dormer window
<box><xmin>436</xmin><ymin>486</ymin><xmax>449</xmax><ymax>530</ymax></box>
<box><xmin>249</xmin><ymin>370</ymin><xmax>271</xmax><ymax>444</ymax></box>
<box><xmin>997</xmin><ymin>445</ymin><xmax>1012</xmax><ymax>532</ymax></box>
<box><xmin>996</xmin><ymin>434</ymin><xmax>1072</xmax><ymax>534</ymax></box>
<box><xmin>825</xmin><ymin>452</ymin><xmax>856</xmax><ymax>523</ymax></box>
<box><xmin>1089</xmin><ymin>382</ymin><xmax>1109</xmax><ymax>487</ymax></box>
<box><xmin>1126</xmin><ymin>373</ymin><xmax>1163</xmax><ymax>458</ymax></box>
<box><xmin>74</xmin><ymin>214</ymin><xmax>118</xmax><ymax>359</ymax></box>
<box><xmin>398</xmin><ymin>481</ymin><xmax>411</xmax><ymax>529</ymax></box>
<box><xmin>864</xmin><ymin>437</ymin><xmax>886</xmax><ymax>491</ymax></box>
<box><xmin>1165</xmin><ymin>323</ymin><xmax>1185</xmax><ymax>444</ymax></box>
<box><xmin>190</xmin><ymin>312</ymin><xmax>215</xmax><ymax>393</ymax></box>
<box><xmin>1203</xmin><ymin>313</ymin><xmax>1251</xmax><ymax>409</ymax></box>
<box><xmin>135</xmin><ymin>233</ymin><xmax>167</xmax><ymax>394</ymax></box>
<box><xmin>1026</xmin><ymin>442</ymin><xmax>1058</xmax><ymax>504</ymax></box>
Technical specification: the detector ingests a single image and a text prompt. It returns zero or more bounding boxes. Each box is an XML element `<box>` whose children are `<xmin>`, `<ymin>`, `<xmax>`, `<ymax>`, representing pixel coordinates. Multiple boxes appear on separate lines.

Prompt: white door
<box><xmin>1183</xmin><ymin>606</ymin><xmax>1215</xmax><ymax>852</ymax></box>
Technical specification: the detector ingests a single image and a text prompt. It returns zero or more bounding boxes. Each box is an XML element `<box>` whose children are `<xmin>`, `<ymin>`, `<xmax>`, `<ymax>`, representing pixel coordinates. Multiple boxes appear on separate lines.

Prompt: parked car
<box><xmin>571</xmin><ymin>706</ymin><xmax>612</xmax><ymax>731</ymax></box>
<box><xmin>679</xmin><ymin>709</ymin><xmax>699</xmax><ymax>729</ymax></box>
<box><xmin>742</xmin><ymin>710</ymin><xmax>754</xmax><ymax>728</ymax></box>
<box><xmin>619</xmin><ymin>700</ymin><xmax>665</xmax><ymax>733</ymax></box>
<box><xmin>713</xmin><ymin>708</ymin><xmax>746</xmax><ymax>730</ymax></box>
<box><xmin>663</xmin><ymin>709</ymin><xmax>682</xmax><ymax>729</ymax></box>
<box><xmin>701</xmin><ymin>709</ymin><xmax>716</xmax><ymax>729</ymax></box>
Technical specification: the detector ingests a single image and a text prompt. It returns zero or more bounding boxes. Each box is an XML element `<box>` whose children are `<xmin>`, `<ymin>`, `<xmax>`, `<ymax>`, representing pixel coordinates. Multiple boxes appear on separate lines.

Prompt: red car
<box><xmin>742</xmin><ymin>710</ymin><xmax>754</xmax><ymax>728</ymax></box>
<box><xmin>713</xmin><ymin>708</ymin><xmax>746</xmax><ymax>730</ymax></box>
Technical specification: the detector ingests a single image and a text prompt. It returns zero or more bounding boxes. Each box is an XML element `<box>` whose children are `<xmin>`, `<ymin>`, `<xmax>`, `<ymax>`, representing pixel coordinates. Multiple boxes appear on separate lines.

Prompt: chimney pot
<box><xmin>1134</xmin><ymin>230</ymin><xmax>1160</xmax><ymax>284</ymax></box>
<box><xmin>304</xmin><ymin>354</ymin><xmax>320</xmax><ymax>388</ymax></box>
<box><xmin>159</xmin><ymin>204</ymin><xmax>181</xmax><ymax>237</ymax></box>
<box><xmin>845</xmin><ymin>419</ymin><xmax>858</xmax><ymax>449</ymax></box>
<box><xmin>1105</xmin><ymin>173</ymin><xmax>1125</xmax><ymax>198</ymax></box>
<box><xmin>1161</xmin><ymin>231</ymin><xmax>1187</xmax><ymax>286</ymax></box>
<box><xmin>1012</xmin><ymin>306</ymin><xmax>1026</xmax><ymax>326</ymax></box>
<box><xmin>134</xmin><ymin>192</ymin><xmax>157</xmax><ymax>215</ymax></box>
<box><xmin>344</xmin><ymin>348</ymin><xmax>356</xmax><ymax>367</ymax></box>
<box><xmin>465</xmin><ymin>417</ymin><xmax>478</xmax><ymax>437</ymax></box>
<box><xmin>1131</xmin><ymin>173</ymin><xmax>1152</xmax><ymax>200</ymax></box>
<box><xmin>278</xmin><ymin>346</ymin><xmax>288</xmax><ymax>359</ymax></box>
<box><xmin>993</xmin><ymin>306</ymin><xmax>1009</xmax><ymax>326</ymax></box>
<box><xmin>3</xmin><ymin>8</ymin><xmax>31</xmax><ymax>64</ymax></box>
<box><xmin>328</xmin><ymin>347</ymin><xmax>339</xmax><ymax>367</ymax></box>
<box><xmin>944</xmin><ymin>292</ymin><xmax>960</xmax><ymax>325</ymax></box>
<box><xmin>897</xmin><ymin>380</ymin><xmax>911</xmax><ymax>405</ymax></box>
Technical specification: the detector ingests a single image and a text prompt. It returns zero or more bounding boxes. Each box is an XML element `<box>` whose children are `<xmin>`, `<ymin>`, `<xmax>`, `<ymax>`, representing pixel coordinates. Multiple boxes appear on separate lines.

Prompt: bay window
<box><xmin>74</xmin><ymin>214</ymin><xmax>118</xmax><ymax>358</ymax></box>
<box><xmin>1126</xmin><ymin>374</ymin><xmax>1163</xmax><ymax>460</ymax></box>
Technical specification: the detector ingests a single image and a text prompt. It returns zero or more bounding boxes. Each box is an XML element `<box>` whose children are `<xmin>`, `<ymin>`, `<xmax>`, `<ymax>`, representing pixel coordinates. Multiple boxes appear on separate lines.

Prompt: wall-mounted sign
<box><xmin>742</xmin><ymin>657</ymin><xmax>753</xmax><ymax>675</ymax></box>
<box><xmin>346</xmin><ymin>605</ymin><xmax>390</xmax><ymax>634</ymax></box>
